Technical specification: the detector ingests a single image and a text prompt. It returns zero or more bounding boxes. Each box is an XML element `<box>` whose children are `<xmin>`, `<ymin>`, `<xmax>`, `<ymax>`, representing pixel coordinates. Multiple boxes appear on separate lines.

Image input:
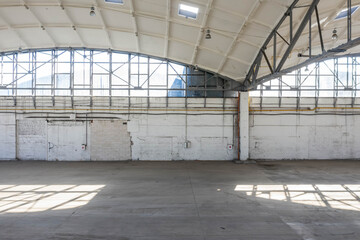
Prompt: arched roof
<box><xmin>0</xmin><ymin>0</ymin><xmax>357</xmax><ymax>84</ymax></box>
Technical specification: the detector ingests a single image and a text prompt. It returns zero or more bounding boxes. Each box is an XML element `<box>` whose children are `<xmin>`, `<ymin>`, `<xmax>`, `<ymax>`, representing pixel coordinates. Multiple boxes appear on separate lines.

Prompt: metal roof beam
<box><xmin>0</xmin><ymin>15</ymin><xmax>30</xmax><ymax>49</ymax></box>
<box><xmin>94</xmin><ymin>0</ymin><xmax>114</xmax><ymax>49</ymax></box>
<box><xmin>242</xmin><ymin>36</ymin><xmax>360</xmax><ymax>90</ymax></box>
<box><xmin>129</xmin><ymin>0</ymin><xmax>140</xmax><ymax>52</ymax></box>
<box><xmin>22</xmin><ymin>0</ymin><xmax>57</xmax><ymax>47</ymax></box>
<box><xmin>56</xmin><ymin>0</ymin><xmax>86</xmax><ymax>46</ymax></box>
<box><xmin>217</xmin><ymin>0</ymin><xmax>261</xmax><ymax>73</ymax></box>
<box><xmin>163</xmin><ymin>0</ymin><xmax>171</xmax><ymax>58</ymax></box>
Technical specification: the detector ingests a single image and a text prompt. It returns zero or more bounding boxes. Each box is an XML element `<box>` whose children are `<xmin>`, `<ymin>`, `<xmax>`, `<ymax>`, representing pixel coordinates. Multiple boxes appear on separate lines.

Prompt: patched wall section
<box><xmin>90</xmin><ymin>120</ymin><xmax>131</xmax><ymax>161</ymax></box>
<box><xmin>0</xmin><ymin>113</ymin><xmax>16</xmax><ymax>160</ymax></box>
<box><xmin>17</xmin><ymin>120</ymin><xmax>47</xmax><ymax>160</ymax></box>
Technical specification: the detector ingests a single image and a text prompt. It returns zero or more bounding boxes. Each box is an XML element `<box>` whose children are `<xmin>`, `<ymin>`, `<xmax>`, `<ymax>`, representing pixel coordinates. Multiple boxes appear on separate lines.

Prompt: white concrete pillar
<box><xmin>239</xmin><ymin>92</ymin><xmax>249</xmax><ymax>161</ymax></box>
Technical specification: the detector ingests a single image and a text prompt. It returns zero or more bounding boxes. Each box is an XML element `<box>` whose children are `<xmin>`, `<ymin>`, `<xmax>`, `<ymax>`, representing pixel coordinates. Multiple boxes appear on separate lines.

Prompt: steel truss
<box><xmin>241</xmin><ymin>0</ymin><xmax>360</xmax><ymax>92</ymax></box>
<box><xmin>252</xmin><ymin>55</ymin><xmax>360</xmax><ymax>109</ymax></box>
<box><xmin>0</xmin><ymin>48</ymin><xmax>240</xmax><ymax>107</ymax></box>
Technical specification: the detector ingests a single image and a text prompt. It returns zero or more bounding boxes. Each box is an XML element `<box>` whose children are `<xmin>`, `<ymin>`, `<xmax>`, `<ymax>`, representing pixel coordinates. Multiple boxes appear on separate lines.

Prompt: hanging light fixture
<box><xmin>90</xmin><ymin>7</ymin><xmax>96</xmax><ymax>16</ymax></box>
<box><xmin>205</xmin><ymin>29</ymin><xmax>211</xmax><ymax>39</ymax></box>
<box><xmin>305</xmin><ymin>66</ymin><xmax>309</xmax><ymax>72</ymax></box>
<box><xmin>332</xmin><ymin>29</ymin><xmax>338</xmax><ymax>40</ymax></box>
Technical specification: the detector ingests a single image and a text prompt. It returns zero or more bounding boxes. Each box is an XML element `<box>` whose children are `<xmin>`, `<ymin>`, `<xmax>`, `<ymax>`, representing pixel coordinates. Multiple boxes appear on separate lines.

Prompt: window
<box><xmin>178</xmin><ymin>3</ymin><xmax>199</xmax><ymax>20</ymax></box>
<box><xmin>0</xmin><ymin>49</ymin><xmax>237</xmax><ymax>98</ymax></box>
<box><xmin>335</xmin><ymin>6</ymin><xmax>359</xmax><ymax>20</ymax></box>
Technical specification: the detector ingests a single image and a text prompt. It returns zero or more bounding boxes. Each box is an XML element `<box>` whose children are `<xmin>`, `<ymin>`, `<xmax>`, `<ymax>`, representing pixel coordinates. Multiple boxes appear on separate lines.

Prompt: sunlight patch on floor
<box><xmin>0</xmin><ymin>185</ymin><xmax>105</xmax><ymax>213</ymax></box>
<box><xmin>234</xmin><ymin>184</ymin><xmax>360</xmax><ymax>211</ymax></box>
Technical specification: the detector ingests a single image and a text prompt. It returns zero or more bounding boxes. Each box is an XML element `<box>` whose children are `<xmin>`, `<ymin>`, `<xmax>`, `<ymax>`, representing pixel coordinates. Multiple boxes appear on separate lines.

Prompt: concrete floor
<box><xmin>0</xmin><ymin>161</ymin><xmax>360</xmax><ymax>240</ymax></box>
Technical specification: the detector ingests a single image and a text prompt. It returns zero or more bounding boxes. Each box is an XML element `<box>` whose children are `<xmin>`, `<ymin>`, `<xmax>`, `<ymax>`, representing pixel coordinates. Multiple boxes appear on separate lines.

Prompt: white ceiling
<box><xmin>0</xmin><ymin>0</ymin><xmax>357</xmax><ymax>83</ymax></box>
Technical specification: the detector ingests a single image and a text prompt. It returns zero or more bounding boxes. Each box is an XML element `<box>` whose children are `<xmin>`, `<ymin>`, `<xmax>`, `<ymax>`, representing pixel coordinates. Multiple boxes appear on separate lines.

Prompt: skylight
<box><xmin>104</xmin><ymin>0</ymin><xmax>124</xmax><ymax>4</ymax></box>
<box><xmin>179</xmin><ymin>3</ymin><xmax>199</xmax><ymax>20</ymax></box>
<box><xmin>335</xmin><ymin>6</ymin><xmax>359</xmax><ymax>20</ymax></box>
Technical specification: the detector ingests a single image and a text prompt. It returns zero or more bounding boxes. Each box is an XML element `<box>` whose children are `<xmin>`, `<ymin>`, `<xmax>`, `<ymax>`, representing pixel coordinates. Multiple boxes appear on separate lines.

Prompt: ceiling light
<box><xmin>305</xmin><ymin>66</ymin><xmax>309</xmax><ymax>72</ymax></box>
<box><xmin>332</xmin><ymin>29</ymin><xmax>338</xmax><ymax>40</ymax></box>
<box><xmin>194</xmin><ymin>65</ymin><xmax>199</xmax><ymax>72</ymax></box>
<box><xmin>90</xmin><ymin>7</ymin><xmax>96</xmax><ymax>16</ymax></box>
<box><xmin>205</xmin><ymin>29</ymin><xmax>211</xmax><ymax>39</ymax></box>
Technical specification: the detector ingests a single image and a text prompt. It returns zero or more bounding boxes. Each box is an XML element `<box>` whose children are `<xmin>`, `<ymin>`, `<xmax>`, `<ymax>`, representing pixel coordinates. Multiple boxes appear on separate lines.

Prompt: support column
<box><xmin>239</xmin><ymin>92</ymin><xmax>249</xmax><ymax>161</ymax></box>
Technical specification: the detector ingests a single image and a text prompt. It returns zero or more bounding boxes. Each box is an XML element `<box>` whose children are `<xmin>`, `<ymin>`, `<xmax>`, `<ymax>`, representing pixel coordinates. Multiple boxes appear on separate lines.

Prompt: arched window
<box><xmin>0</xmin><ymin>49</ymin><xmax>238</xmax><ymax>98</ymax></box>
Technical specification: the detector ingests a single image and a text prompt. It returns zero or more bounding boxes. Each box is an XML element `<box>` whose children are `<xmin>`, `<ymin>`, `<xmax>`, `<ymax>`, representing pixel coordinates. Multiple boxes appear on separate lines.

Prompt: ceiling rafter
<box><xmin>163</xmin><ymin>0</ymin><xmax>171</xmax><ymax>58</ymax></box>
<box><xmin>0</xmin><ymin>15</ymin><xmax>30</xmax><ymax>49</ymax></box>
<box><xmin>190</xmin><ymin>0</ymin><xmax>214</xmax><ymax>65</ymax></box>
<box><xmin>94</xmin><ymin>0</ymin><xmax>114</xmax><ymax>49</ymax></box>
<box><xmin>128</xmin><ymin>0</ymin><xmax>140</xmax><ymax>52</ymax></box>
<box><xmin>56</xmin><ymin>0</ymin><xmax>86</xmax><ymax>47</ymax></box>
<box><xmin>217</xmin><ymin>0</ymin><xmax>261</xmax><ymax>73</ymax></box>
<box><xmin>0</xmin><ymin>2</ymin><xmax>279</xmax><ymax>42</ymax></box>
<box><xmin>21</xmin><ymin>0</ymin><xmax>57</xmax><ymax>47</ymax></box>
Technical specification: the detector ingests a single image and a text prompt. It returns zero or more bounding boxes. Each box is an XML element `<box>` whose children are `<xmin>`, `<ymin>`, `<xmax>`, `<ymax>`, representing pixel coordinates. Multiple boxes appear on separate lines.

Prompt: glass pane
<box><xmin>93</xmin><ymin>75</ymin><xmax>109</xmax><ymax>96</ymax></box>
<box><xmin>55</xmin><ymin>74</ymin><xmax>70</xmax><ymax>95</ymax></box>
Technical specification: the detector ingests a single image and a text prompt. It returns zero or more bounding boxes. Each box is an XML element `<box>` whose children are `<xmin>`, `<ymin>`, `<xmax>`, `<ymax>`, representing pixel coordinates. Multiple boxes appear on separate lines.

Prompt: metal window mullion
<box><xmin>109</xmin><ymin>51</ymin><xmax>112</xmax><ymax>107</ymax></box>
<box><xmin>185</xmin><ymin>66</ymin><xmax>188</xmax><ymax>108</ymax></box>
<box><xmin>147</xmin><ymin>57</ymin><xmax>150</xmax><ymax>108</ymax></box>
<box><xmin>222</xmin><ymin>77</ymin><xmax>225</xmax><ymax>110</ymax></box>
<box><xmin>137</xmin><ymin>56</ymin><xmax>140</xmax><ymax>87</ymax></box>
<box><xmin>90</xmin><ymin>50</ymin><xmax>94</xmax><ymax>107</ymax></box>
<box><xmin>296</xmin><ymin>69</ymin><xmax>301</xmax><ymax>109</ymax></box>
<box><xmin>70</xmin><ymin>49</ymin><xmax>74</xmax><ymax>108</ymax></box>
<box><xmin>278</xmin><ymin>77</ymin><xmax>282</xmax><ymax>107</ymax></box>
<box><xmin>315</xmin><ymin>62</ymin><xmax>320</xmax><ymax>107</ymax></box>
<box><xmin>128</xmin><ymin>54</ymin><xmax>131</xmax><ymax>109</ymax></box>
<box><xmin>347</xmin><ymin>56</ymin><xmax>349</xmax><ymax>88</ymax></box>
<box><xmin>32</xmin><ymin>51</ymin><xmax>37</xmax><ymax>107</ymax></box>
<box><xmin>260</xmin><ymin>84</ymin><xmax>263</xmax><ymax>109</ymax></box>
<box><xmin>334</xmin><ymin>58</ymin><xmax>339</xmax><ymax>106</ymax></box>
<box><xmin>352</xmin><ymin>57</ymin><xmax>356</xmax><ymax>106</ymax></box>
<box><xmin>51</xmin><ymin>50</ymin><xmax>55</xmax><ymax>106</ymax></box>
<box><xmin>166</xmin><ymin>60</ymin><xmax>169</xmax><ymax>108</ymax></box>
<box><xmin>13</xmin><ymin>53</ymin><xmax>18</xmax><ymax>106</ymax></box>
<box><xmin>204</xmin><ymin>72</ymin><xmax>207</xmax><ymax>107</ymax></box>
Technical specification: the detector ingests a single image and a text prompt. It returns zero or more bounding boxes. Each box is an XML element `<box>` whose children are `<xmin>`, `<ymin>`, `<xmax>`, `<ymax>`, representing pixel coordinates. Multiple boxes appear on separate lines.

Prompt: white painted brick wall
<box><xmin>130</xmin><ymin>114</ymin><xmax>236</xmax><ymax>161</ymax></box>
<box><xmin>250</xmin><ymin>114</ymin><xmax>360</xmax><ymax>160</ymax></box>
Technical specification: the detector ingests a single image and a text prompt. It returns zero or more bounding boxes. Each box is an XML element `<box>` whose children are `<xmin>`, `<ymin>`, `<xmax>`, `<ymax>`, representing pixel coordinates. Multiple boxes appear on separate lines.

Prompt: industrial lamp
<box><xmin>205</xmin><ymin>29</ymin><xmax>212</xmax><ymax>39</ymax></box>
<box><xmin>332</xmin><ymin>29</ymin><xmax>338</xmax><ymax>40</ymax></box>
<box><xmin>90</xmin><ymin>7</ymin><xmax>96</xmax><ymax>16</ymax></box>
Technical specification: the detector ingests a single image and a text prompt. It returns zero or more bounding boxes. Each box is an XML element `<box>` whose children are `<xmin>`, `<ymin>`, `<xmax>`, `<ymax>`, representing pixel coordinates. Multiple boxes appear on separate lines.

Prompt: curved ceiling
<box><xmin>2</xmin><ymin>0</ymin><xmax>354</xmax><ymax>84</ymax></box>
<box><xmin>0</xmin><ymin>0</ymin><xmax>295</xmax><ymax>82</ymax></box>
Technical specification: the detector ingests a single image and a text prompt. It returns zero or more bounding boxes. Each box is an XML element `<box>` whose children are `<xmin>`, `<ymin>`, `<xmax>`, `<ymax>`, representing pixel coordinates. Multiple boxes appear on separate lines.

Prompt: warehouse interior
<box><xmin>1</xmin><ymin>0</ymin><xmax>360</xmax><ymax>239</ymax></box>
